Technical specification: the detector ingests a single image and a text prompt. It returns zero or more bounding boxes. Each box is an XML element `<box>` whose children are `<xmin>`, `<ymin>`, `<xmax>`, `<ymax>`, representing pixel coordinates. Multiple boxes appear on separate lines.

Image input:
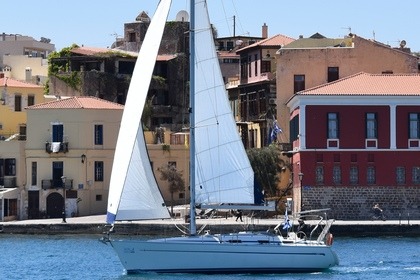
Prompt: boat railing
<box><xmin>309</xmin><ymin>216</ymin><xmax>324</xmax><ymax>241</ymax></box>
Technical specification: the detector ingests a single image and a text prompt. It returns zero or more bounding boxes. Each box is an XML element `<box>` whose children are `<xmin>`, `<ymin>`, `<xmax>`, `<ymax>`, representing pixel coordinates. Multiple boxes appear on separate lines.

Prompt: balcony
<box><xmin>0</xmin><ymin>176</ymin><xmax>16</xmax><ymax>188</ymax></box>
<box><xmin>278</xmin><ymin>142</ymin><xmax>292</xmax><ymax>152</ymax></box>
<box><xmin>45</xmin><ymin>141</ymin><xmax>69</xmax><ymax>154</ymax></box>
<box><xmin>41</xmin><ymin>178</ymin><xmax>73</xmax><ymax>190</ymax></box>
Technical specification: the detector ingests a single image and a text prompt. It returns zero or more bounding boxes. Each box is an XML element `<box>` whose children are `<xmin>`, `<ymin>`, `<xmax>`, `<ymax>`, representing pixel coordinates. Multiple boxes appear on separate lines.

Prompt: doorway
<box><xmin>46</xmin><ymin>192</ymin><xmax>63</xmax><ymax>218</ymax></box>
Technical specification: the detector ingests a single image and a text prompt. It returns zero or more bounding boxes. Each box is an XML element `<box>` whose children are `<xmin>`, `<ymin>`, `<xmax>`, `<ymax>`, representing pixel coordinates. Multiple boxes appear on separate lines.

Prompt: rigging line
<box><xmin>230</xmin><ymin>0</ymin><xmax>245</xmax><ymax>36</ymax></box>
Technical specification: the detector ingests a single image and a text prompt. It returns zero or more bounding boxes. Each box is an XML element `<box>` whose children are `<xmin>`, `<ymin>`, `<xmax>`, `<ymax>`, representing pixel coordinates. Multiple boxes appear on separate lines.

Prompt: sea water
<box><xmin>0</xmin><ymin>235</ymin><xmax>419</xmax><ymax>280</ymax></box>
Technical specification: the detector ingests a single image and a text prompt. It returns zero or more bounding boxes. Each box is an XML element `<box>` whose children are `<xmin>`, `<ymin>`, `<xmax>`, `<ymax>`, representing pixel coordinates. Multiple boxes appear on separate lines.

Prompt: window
<box><xmin>315</xmin><ymin>166</ymin><xmax>324</xmax><ymax>184</ymax></box>
<box><xmin>168</xmin><ymin>161</ymin><xmax>176</xmax><ymax>168</ymax></box>
<box><xmin>409</xmin><ymin>113</ymin><xmax>420</xmax><ymax>139</ymax></box>
<box><xmin>366</xmin><ymin>113</ymin><xmax>377</xmax><ymax>139</ymax></box>
<box><xmin>396</xmin><ymin>167</ymin><xmax>405</xmax><ymax>185</ymax></box>
<box><xmin>96</xmin><ymin>194</ymin><xmax>103</xmax><ymax>201</ymax></box>
<box><xmin>294</xmin><ymin>75</ymin><xmax>305</xmax><ymax>93</ymax></box>
<box><xmin>94</xmin><ymin>161</ymin><xmax>104</xmax><ymax>181</ymax></box>
<box><xmin>218</xmin><ymin>41</ymin><xmax>224</xmax><ymax>51</ymax></box>
<box><xmin>350</xmin><ymin>166</ymin><xmax>358</xmax><ymax>184</ymax></box>
<box><xmin>248</xmin><ymin>56</ymin><xmax>252</xmax><ymax>77</ymax></box>
<box><xmin>226</xmin><ymin>41</ymin><xmax>234</xmax><ymax>50</ymax></box>
<box><xmin>412</xmin><ymin>167</ymin><xmax>420</xmax><ymax>184</ymax></box>
<box><xmin>129</xmin><ymin>32</ymin><xmax>136</xmax><ymax>42</ymax></box>
<box><xmin>327</xmin><ymin>67</ymin><xmax>339</xmax><ymax>82</ymax></box>
<box><xmin>261</xmin><ymin>60</ymin><xmax>271</xmax><ymax>73</ymax></box>
<box><xmin>31</xmin><ymin>162</ymin><xmax>37</xmax><ymax>186</ymax></box>
<box><xmin>333</xmin><ymin>166</ymin><xmax>341</xmax><ymax>184</ymax></box>
<box><xmin>5</xmin><ymin>159</ymin><xmax>16</xmax><ymax>176</ymax></box>
<box><xmin>328</xmin><ymin>113</ymin><xmax>339</xmax><ymax>139</ymax></box>
<box><xmin>254</xmin><ymin>54</ymin><xmax>258</xmax><ymax>76</ymax></box>
<box><xmin>15</xmin><ymin>95</ymin><xmax>22</xmax><ymax>111</ymax></box>
<box><xmin>367</xmin><ymin>166</ymin><xmax>376</xmax><ymax>184</ymax></box>
<box><xmin>28</xmin><ymin>95</ymin><xmax>35</xmax><ymax>106</ymax></box>
<box><xmin>94</xmin><ymin>124</ymin><xmax>103</xmax><ymax>145</ymax></box>
<box><xmin>52</xmin><ymin>123</ymin><xmax>64</xmax><ymax>142</ymax></box>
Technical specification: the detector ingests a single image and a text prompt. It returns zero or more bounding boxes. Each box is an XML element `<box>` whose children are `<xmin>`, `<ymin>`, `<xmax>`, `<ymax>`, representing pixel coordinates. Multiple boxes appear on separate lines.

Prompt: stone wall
<box><xmin>302</xmin><ymin>186</ymin><xmax>420</xmax><ymax>220</ymax></box>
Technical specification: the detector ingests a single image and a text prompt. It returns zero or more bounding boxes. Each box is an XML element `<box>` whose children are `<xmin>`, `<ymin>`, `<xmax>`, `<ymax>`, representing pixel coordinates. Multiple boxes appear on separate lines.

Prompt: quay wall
<box><xmin>303</xmin><ymin>186</ymin><xmax>420</xmax><ymax>220</ymax></box>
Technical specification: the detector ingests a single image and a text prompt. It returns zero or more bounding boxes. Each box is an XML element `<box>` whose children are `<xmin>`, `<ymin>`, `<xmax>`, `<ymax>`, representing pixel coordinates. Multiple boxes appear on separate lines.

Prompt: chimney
<box><xmin>262</xmin><ymin>23</ymin><xmax>268</xmax><ymax>39</ymax></box>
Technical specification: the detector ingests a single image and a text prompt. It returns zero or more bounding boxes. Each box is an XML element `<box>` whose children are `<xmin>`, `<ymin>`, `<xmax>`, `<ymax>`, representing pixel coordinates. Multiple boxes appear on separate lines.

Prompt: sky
<box><xmin>2</xmin><ymin>0</ymin><xmax>419</xmax><ymax>52</ymax></box>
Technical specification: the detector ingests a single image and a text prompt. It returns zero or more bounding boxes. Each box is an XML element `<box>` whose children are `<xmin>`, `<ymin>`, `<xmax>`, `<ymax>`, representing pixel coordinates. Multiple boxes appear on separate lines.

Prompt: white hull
<box><xmin>110</xmin><ymin>232</ymin><xmax>339</xmax><ymax>273</ymax></box>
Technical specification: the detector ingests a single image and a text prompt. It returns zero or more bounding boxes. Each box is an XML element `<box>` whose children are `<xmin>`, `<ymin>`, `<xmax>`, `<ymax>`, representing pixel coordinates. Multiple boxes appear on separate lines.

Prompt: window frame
<box><xmin>327</xmin><ymin>67</ymin><xmax>339</xmax><ymax>82</ymax></box>
<box><xmin>294</xmin><ymin>75</ymin><xmax>305</xmax><ymax>93</ymax></box>
<box><xmin>409</xmin><ymin>113</ymin><xmax>420</xmax><ymax>139</ymax></box>
<box><xmin>367</xmin><ymin>166</ymin><xmax>376</xmax><ymax>185</ymax></box>
<box><xmin>94</xmin><ymin>161</ymin><xmax>104</xmax><ymax>182</ymax></box>
<box><xmin>366</xmin><ymin>113</ymin><xmax>377</xmax><ymax>139</ymax></box>
<box><xmin>396</xmin><ymin>166</ymin><xmax>405</xmax><ymax>185</ymax></box>
<box><xmin>327</xmin><ymin>112</ymin><xmax>339</xmax><ymax>139</ymax></box>
<box><xmin>94</xmin><ymin>124</ymin><xmax>104</xmax><ymax>145</ymax></box>
<box><xmin>349</xmin><ymin>165</ymin><xmax>358</xmax><ymax>184</ymax></box>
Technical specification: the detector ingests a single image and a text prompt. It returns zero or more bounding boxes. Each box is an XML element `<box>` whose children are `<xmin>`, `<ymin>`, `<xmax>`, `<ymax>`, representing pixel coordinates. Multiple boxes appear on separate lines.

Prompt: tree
<box><xmin>158</xmin><ymin>163</ymin><xmax>185</xmax><ymax>217</ymax></box>
<box><xmin>246</xmin><ymin>144</ymin><xmax>287</xmax><ymax>199</ymax></box>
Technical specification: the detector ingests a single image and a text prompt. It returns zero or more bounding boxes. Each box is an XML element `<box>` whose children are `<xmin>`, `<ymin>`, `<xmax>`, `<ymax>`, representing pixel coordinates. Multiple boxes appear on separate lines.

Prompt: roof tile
<box><xmin>26</xmin><ymin>96</ymin><xmax>124</xmax><ymax>110</ymax></box>
<box><xmin>301</xmin><ymin>72</ymin><xmax>420</xmax><ymax>96</ymax></box>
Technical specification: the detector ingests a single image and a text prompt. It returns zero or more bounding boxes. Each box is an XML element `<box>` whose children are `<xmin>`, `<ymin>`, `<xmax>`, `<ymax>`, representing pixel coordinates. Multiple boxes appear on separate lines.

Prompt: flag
<box><xmin>270</xmin><ymin>120</ymin><xmax>282</xmax><ymax>143</ymax></box>
<box><xmin>282</xmin><ymin>208</ymin><xmax>291</xmax><ymax>230</ymax></box>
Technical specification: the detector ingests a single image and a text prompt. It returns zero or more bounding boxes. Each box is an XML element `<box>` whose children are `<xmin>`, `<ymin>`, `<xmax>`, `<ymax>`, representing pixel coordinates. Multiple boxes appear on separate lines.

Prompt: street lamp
<box><xmin>61</xmin><ymin>175</ymin><xmax>67</xmax><ymax>223</ymax></box>
<box><xmin>298</xmin><ymin>172</ymin><xmax>304</xmax><ymax>212</ymax></box>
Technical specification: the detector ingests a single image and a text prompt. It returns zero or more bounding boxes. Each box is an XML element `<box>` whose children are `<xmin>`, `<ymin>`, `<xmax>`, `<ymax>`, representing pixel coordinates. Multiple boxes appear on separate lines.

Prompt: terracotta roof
<box><xmin>156</xmin><ymin>54</ymin><xmax>177</xmax><ymax>61</ymax></box>
<box><xmin>26</xmin><ymin>96</ymin><xmax>124</xmax><ymax>110</ymax></box>
<box><xmin>0</xmin><ymin>77</ymin><xmax>43</xmax><ymax>88</ymax></box>
<box><xmin>237</xmin><ymin>34</ymin><xmax>295</xmax><ymax>53</ymax></box>
<box><xmin>217</xmin><ymin>51</ymin><xmax>239</xmax><ymax>58</ymax></box>
<box><xmin>300</xmin><ymin>72</ymin><xmax>420</xmax><ymax>96</ymax></box>
<box><xmin>282</xmin><ymin>37</ymin><xmax>353</xmax><ymax>49</ymax></box>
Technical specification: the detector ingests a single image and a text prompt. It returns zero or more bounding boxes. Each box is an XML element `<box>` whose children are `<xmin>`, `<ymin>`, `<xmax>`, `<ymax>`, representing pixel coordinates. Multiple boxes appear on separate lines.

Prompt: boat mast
<box><xmin>189</xmin><ymin>0</ymin><xmax>197</xmax><ymax>236</ymax></box>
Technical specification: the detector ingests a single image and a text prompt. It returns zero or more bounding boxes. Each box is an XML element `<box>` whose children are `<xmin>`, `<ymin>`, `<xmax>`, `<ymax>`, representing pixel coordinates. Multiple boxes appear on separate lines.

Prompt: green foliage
<box><xmin>47</xmin><ymin>44</ymin><xmax>81</xmax><ymax>91</ymax></box>
<box><xmin>158</xmin><ymin>164</ymin><xmax>185</xmax><ymax>216</ymax></box>
<box><xmin>247</xmin><ymin>145</ymin><xmax>282</xmax><ymax>197</ymax></box>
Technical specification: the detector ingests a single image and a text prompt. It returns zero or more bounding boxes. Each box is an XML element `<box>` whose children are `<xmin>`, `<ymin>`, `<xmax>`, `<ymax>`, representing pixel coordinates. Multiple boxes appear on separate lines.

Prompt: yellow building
<box><xmin>0</xmin><ymin>77</ymin><xmax>45</xmax><ymax>140</ymax></box>
<box><xmin>25</xmin><ymin>96</ymin><xmax>123</xmax><ymax>219</ymax></box>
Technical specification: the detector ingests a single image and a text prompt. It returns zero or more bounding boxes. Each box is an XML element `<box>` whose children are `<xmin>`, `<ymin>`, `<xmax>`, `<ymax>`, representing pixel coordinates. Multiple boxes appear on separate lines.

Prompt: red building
<box><xmin>287</xmin><ymin>72</ymin><xmax>420</xmax><ymax>220</ymax></box>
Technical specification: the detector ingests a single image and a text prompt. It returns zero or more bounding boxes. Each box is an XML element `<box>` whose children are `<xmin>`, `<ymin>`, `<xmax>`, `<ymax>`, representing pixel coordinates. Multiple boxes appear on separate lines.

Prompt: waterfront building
<box><xmin>287</xmin><ymin>72</ymin><xmax>420</xmax><ymax>219</ymax></box>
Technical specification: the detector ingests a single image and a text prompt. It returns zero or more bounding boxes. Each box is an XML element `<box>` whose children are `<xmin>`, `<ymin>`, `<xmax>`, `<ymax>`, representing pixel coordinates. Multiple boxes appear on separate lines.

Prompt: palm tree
<box><xmin>158</xmin><ymin>164</ymin><xmax>185</xmax><ymax>217</ymax></box>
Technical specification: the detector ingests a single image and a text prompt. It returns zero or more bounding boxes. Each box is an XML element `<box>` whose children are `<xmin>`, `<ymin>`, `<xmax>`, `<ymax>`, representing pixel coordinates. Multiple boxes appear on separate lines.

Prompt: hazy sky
<box><xmin>2</xmin><ymin>0</ymin><xmax>419</xmax><ymax>52</ymax></box>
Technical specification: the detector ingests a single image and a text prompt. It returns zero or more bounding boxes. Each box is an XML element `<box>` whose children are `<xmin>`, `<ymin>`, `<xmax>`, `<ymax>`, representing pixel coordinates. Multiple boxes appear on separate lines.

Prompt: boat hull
<box><xmin>110</xmin><ymin>234</ymin><xmax>339</xmax><ymax>274</ymax></box>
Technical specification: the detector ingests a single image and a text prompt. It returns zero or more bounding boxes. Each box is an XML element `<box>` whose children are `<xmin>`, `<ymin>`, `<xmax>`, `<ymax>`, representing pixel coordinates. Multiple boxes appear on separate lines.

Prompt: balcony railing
<box><xmin>278</xmin><ymin>142</ymin><xmax>292</xmax><ymax>152</ymax></box>
<box><xmin>45</xmin><ymin>141</ymin><xmax>69</xmax><ymax>154</ymax></box>
<box><xmin>1</xmin><ymin>176</ymin><xmax>17</xmax><ymax>188</ymax></box>
<box><xmin>41</xmin><ymin>178</ymin><xmax>73</xmax><ymax>190</ymax></box>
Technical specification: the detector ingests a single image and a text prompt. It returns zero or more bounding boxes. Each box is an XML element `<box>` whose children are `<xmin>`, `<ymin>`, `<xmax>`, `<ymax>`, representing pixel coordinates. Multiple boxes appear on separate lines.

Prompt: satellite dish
<box><xmin>176</xmin><ymin>10</ymin><xmax>189</xmax><ymax>22</ymax></box>
<box><xmin>400</xmin><ymin>40</ymin><xmax>406</xmax><ymax>48</ymax></box>
<box><xmin>235</xmin><ymin>40</ymin><xmax>243</xmax><ymax>46</ymax></box>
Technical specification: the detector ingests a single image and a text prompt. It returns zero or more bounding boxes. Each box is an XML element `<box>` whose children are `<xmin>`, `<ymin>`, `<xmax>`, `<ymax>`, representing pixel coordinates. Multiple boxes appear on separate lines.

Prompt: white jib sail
<box><xmin>193</xmin><ymin>0</ymin><xmax>254</xmax><ymax>205</ymax></box>
<box><xmin>107</xmin><ymin>0</ymin><xmax>172</xmax><ymax>224</ymax></box>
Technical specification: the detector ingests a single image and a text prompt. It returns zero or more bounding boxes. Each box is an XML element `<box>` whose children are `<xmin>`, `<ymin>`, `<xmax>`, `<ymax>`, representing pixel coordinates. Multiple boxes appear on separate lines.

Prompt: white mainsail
<box><xmin>106</xmin><ymin>0</ymin><xmax>172</xmax><ymax>224</ymax></box>
<box><xmin>192</xmin><ymin>0</ymin><xmax>254</xmax><ymax>205</ymax></box>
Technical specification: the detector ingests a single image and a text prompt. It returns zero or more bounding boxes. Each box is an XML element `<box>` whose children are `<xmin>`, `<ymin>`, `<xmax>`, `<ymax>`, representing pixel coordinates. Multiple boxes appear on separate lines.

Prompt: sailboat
<box><xmin>105</xmin><ymin>0</ymin><xmax>339</xmax><ymax>274</ymax></box>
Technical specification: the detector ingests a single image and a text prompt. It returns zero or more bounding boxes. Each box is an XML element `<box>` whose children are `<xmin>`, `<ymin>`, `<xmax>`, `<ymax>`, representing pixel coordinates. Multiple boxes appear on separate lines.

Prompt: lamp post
<box><xmin>298</xmin><ymin>172</ymin><xmax>304</xmax><ymax>212</ymax></box>
<box><xmin>61</xmin><ymin>175</ymin><xmax>67</xmax><ymax>223</ymax></box>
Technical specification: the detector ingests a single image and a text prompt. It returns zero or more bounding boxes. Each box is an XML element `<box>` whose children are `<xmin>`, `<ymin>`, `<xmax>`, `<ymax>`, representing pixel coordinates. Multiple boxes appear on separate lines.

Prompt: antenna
<box><xmin>341</xmin><ymin>26</ymin><xmax>352</xmax><ymax>35</ymax></box>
